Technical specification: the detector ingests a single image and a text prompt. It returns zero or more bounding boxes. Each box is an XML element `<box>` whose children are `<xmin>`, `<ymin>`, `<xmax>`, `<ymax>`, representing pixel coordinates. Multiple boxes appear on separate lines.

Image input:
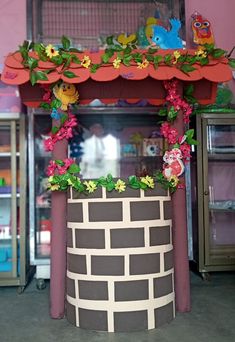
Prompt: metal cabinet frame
<box><xmin>0</xmin><ymin>113</ymin><xmax>33</xmax><ymax>291</ymax></box>
<box><xmin>195</xmin><ymin>113</ymin><xmax>235</xmax><ymax>275</ymax></box>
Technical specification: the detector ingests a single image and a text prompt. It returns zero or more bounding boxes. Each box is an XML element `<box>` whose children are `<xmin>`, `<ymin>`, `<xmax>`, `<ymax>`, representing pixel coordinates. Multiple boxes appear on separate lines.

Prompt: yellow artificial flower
<box><xmin>67</xmin><ymin>178</ymin><xmax>74</xmax><ymax>186</ymax></box>
<box><xmin>45</xmin><ymin>44</ymin><xmax>59</xmax><ymax>59</ymax></box>
<box><xmin>84</xmin><ymin>180</ymin><xmax>97</xmax><ymax>193</ymax></box>
<box><xmin>169</xmin><ymin>175</ymin><xmax>179</xmax><ymax>187</ymax></box>
<box><xmin>137</xmin><ymin>58</ymin><xmax>149</xmax><ymax>69</ymax></box>
<box><xmin>195</xmin><ymin>48</ymin><xmax>207</xmax><ymax>58</ymax></box>
<box><xmin>115</xmin><ymin>179</ymin><xmax>126</xmax><ymax>193</ymax></box>
<box><xmin>50</xmin><ymin>184</ymin><xmax>60</xmax><ymax>191</ymax></box>
<box><xmin>140</xmin><ymin>176</ymin><xmax>154</xmax><ymax>189</ymax></box>
<box><xmin>81</xmin><ymin>55</ymin><xmax>91</xmax><ymax>68</ymax></box>
<box><xmin>172</xmin><ymin>50</ymin><xmax>181</xmax><ymax>64</ymax></box>
<box><xmin>113</xmin><ymin>57</ymin><xmax>122</xmax><ymax>69</ymax></box>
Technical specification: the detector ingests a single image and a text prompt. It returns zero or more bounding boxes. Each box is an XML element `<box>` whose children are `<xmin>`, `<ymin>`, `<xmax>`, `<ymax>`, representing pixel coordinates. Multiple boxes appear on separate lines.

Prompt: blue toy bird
<box><xmin>151</xmin><ymin>18</ymin><xmax>183</xmax><ymax>49</ymax></box>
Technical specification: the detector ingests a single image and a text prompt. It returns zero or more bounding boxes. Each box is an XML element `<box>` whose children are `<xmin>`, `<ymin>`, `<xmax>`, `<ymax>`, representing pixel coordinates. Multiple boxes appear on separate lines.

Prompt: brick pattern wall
<box><xmin>66</xmin><ymin>185</ymin><xmax>175</xmax><ymax>332</ymax></box>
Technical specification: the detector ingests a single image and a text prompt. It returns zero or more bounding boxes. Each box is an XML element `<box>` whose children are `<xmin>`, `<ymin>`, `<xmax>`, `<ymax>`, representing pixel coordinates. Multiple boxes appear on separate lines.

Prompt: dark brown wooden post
<box><xmin>172</xmin><ymin>82</ymin><xmax>191</xmax><ymax>312</ymax></box>
<box><xmin>50</xmin><ymin>130</ymin><xmax>68</xmax><ymax>318</ymax></box>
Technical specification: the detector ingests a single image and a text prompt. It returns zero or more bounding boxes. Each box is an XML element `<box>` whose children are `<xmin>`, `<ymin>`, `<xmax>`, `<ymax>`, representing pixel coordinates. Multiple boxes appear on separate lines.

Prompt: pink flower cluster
<box><xmin>41</xmin><ymin>84</ymin><xmax>52</xmax><ymax>103</ymax></box>
<box><xmin>160</xmin><ymin>80</ymin><xmax>194</xmax><ymax>163</ymax></box>
<box><xmin>44</xmin><ymin>114</ymin><xmax>78</xmax><ymax>152</ymax></box>
<box><xmin>163</xmin><ymin>79</ymin><xmax>192</xmax><ymax>124</ymax></box>
<box><xmin>160</xmin><ymin>122</ymin><xmax>178</xmax><ymax>144</ymax></box>
<box><xmin>46</xmin><ymin>158</ymin><xmax>74</xmax><ymax>176</ymax></box>
<box><xmin>180</xmin><ymin>143</ymin><xmax>191</xmax><ymax>162</ymax></box>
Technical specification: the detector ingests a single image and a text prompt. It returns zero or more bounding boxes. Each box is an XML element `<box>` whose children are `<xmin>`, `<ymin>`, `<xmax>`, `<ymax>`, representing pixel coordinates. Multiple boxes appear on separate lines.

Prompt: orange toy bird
<box><xmin>191</xmin><ymin>11</ymin><xmax>214</xmax><ymax>46</ymax></box>
<box><xmin>53</xmin><ymin>82</ymin><xmax>79</xmax><ymax>111</ymax></box>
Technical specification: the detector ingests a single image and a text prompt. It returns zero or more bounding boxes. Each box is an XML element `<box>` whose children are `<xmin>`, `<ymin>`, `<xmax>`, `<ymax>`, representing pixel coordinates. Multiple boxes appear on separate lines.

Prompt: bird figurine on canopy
<box><xmin>151</xmin><ymin>18</ymin><xmax>183</xmax><ymax>49</ymax></box>
<box><xmin>191</xmin><ymin>11</ymin><xmax>215</xmax><ymax>46</ymax></box>
<box><xmin>53</xmin><ymin>82</ymin><xmax>79</xmax><ymax>111</ymax></box>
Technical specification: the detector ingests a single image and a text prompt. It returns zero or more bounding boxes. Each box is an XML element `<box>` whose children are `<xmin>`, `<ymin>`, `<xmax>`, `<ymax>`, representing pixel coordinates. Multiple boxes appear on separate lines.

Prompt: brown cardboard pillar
<box><xmin>50</xmin><ymin>135</ymin><xmax>68</xmax><ymax>319</ymax></box>
<box><xmin>172</xmin><ymin>87</ymin><xmax>191</xmax><ymax>312</ymax></box>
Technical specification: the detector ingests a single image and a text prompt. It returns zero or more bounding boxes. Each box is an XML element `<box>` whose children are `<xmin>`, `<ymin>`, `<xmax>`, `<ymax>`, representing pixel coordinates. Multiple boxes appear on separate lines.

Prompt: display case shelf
<box><xmin>0</xmin><ymin>193</ymin><xmax>20</xmax><ymax>198</ymax></box>
<box><xmin>0</xmin><ymin>152</ymin><xmax>20</xmax><ymax>157</ymax></box>
<box><xmin>0</xmin><ymin>114</ymin><xmax>33</xmax><ymax>290</ymax></box>
<box><xmin>193</xmin><ymin>113</ymin><xmax>235</xmax><ymax>275</ymax></box>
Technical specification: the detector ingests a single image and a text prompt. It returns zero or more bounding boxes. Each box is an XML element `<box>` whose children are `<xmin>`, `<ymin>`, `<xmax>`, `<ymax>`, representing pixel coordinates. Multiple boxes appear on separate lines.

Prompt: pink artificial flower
<box><xmin>160</xmin><ymin>122</ymin><xmax>171</xmax><ymax>138</ymax></box>
<box><xmin>42</xmin><ymin>91</ymin><xmax>52</xmax><ymax>103</ymax></box>
<box><xmin>64</xmin><ymin>158</ymin><xmax>74</xmax><ymax>168</ymax></box>
<box><xmin>44</xmin><ymin>137</ymin><xmax>54</xmax><ymax>151</ymax></box>
<box><xmin>178</xmin><ymin>135</ymin><xmax>186</xmax><ymax>144</ymax></box>
<box><xmin>167</xmin><ymin>127</ymin><xmax>178</xmax><ymax>144</ymax></box>
<box><xmin>177</xmin><ymin>183</ymin><xmax>185</xmax><ymax>189</ymax></box>
<box><xmin>180</xmin><ymin>143</ymin><xmax>191</xmax><ymax>161</ymax></box>
<box><xmin>46</xmin><ymin>160</ymin><xmax>57</xmax><ymax>176</ymax></box>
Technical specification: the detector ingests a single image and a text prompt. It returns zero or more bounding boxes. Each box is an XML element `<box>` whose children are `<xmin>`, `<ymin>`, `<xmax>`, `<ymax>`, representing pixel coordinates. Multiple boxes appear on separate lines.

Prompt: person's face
<box><xmin>90</xmin><ymin>124</ymin><xmax>104</xmax><ymax>137</ymax></box>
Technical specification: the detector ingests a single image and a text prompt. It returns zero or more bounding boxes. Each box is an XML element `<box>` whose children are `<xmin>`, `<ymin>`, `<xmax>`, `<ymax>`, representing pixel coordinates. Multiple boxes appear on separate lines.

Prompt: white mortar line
<box><xmin>67</xmin><ymin>244</ymin><xmax>173</xmax><ymax>256</ymax></box>
<box><xmin>107</xmin><ymin>280</ymin><xmax>115</xmax><ymax>332</ymax></box>
<box><xmin>159</xmin><ymin>199</ymin><xmax>164</xmax><ymax>221</ymax></box>
<box><xmin>67</xmin><ymin>292</ymin><xmax>174</xmax><ymax>312</ymax></box>
<box><xmin>68</xmin><ymin>196</ymin><xmax>170</xmax><ymax>203</ymax></box>
<box><xmin>105</xmin><ymin>227</ymin><xmax>110</xmax><ymax>250</ymax></box>
<box><xmin>144</xmin><ymin>224</ymin><xmax>150</xmax><ymax>247</ymax></box>
<box><xmin>82</xmin><ymin>201</ymin><xmax>89</xmax><ymax>224</ymax></box>
<box><xmin>67</xmin><ymin>219</ymin><xmax>172</xmax><ymax>229</ymax></box>
<box><xmin>75</xmin><ymin>276</ymin><xmax>79</xmax><ymax>326</ymax></box>
<box><xmin>86</xmin><ymin>254</ymin><xmax>91</xmax><ymax>276</ymax></box>
<box><xmin>72</xmin><ymin>227</ymin><xmax>76</xmax><ymax>249</ymax></box>
<box><xmin>67</xmin><ymin>269</ymin><xmax>174</xmax><ymax>282</ymax></box>
<box><xmin>124</xmin><ymin>254</ymin><xmax>129</xmax><ymax>277</ymax></box>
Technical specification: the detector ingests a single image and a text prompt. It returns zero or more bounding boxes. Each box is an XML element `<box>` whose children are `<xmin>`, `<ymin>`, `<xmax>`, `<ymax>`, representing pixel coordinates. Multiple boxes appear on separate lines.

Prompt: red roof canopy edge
<box><xmin>1</xmin><ymin>49</ymin><xmax>232</xmax><ymax>106</ymax></box>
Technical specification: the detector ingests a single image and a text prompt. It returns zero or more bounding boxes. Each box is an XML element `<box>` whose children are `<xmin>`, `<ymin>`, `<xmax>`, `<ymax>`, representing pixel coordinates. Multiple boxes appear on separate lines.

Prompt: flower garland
<box><xmin>46</xmin><ymin>159</ymin><xmax>157</xmax><ymax>194</ymax></box>
<box><xmin>44</xmin><ymin>112</ymin><xmax>78</xmax><ymax>151</ymax></box>
<box><xmin>154</xmin><ymin>79</ymin><xmax>197</xmax><ymax>191</ymax></box>
<box><xmin>16</xmin><ymin>36</ymin><xmax>235</xmax><ymax>85</ymax></box>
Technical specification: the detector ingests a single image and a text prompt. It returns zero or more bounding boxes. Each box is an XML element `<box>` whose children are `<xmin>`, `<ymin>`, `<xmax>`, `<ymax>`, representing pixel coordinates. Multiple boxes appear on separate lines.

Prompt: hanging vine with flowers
<box><xmin>41</xmin><ymin>77</ymin><xmax>197</xmax><ymax>194</ymax></box>
<box><xmin>11</xmin><ymin>34</ymin><xmax>234</xmax><ymax>194</ymax></box>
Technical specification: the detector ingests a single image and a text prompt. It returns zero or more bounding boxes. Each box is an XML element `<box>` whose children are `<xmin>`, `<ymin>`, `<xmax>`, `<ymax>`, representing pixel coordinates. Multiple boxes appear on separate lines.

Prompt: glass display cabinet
<box><xmin>0</xmin><ymin>113</ymin><xmax>32</xmax><ymax>292</ymax></box>
<box><xmin>28</xmin><ymin>107</ymin><xmax>165</xmax><ymax>281</ymax></box>
<box><xmin>193</xmin><ymin>113</ymin><xmax>235</xmax><ymax>278</ymax></box>
<box><xmin>28</xmin><ymin>110</ymin><xmax>52</xmax><ymax>281</ymax></box>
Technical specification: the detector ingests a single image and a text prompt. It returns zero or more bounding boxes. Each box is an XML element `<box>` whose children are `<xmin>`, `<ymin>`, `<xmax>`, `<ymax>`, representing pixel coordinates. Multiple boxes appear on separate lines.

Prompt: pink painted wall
<box><xmin>185</xmin><ymin>0</ymin><xmax>235</xmax><ymax>95</ymax></box>
<box><xmin>0</xmin><ymin>0</ymin><xmax>26</xmax><ymax>68</ymax></box>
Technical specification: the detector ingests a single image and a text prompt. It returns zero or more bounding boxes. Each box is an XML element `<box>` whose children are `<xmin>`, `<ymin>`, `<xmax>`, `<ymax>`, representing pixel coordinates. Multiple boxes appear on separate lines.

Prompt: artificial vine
<box><xmin>15</xmin><ymin>35</ymin><xmax>234</xmax><ymax>194</ymax></box>
<box><xmin>17</xmin><ymin>36</ymin><xmax>235</xmax><ymax>86</ymax></box>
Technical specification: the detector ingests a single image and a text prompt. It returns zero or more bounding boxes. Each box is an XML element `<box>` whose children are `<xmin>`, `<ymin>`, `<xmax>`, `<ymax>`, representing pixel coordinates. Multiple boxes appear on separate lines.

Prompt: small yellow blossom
<box><xmin>84</xmin><ymin>180</ymin><xmax>97</xmax><ymax>193</ymax></box>
<box><xmin>137</xmin><ymin>58</ymin><xmax>149</xmax><ymax>69</ymax></box>
<box><xmin>195</xmin><ymin>48</ymin><xmax>207</xmax><ymax>58</ymax></box>
<box><xmin>81</xmin><ymin>55</ymin><xmax>91</xmax><ymax>68</ymax></box>
<box><xmin>169</xmin><ymin>175</ymin><xmax>179</xmax><ymax>187</ymax></box>
<box><xmin>48</xmin><ymin>176</ymin><xmax>54</xmax><ymax>183</ymax></box>
<box><xmin>67</xmin><ymin>178</ymin><xmax>74</xmax><ymax>186</ymax></box>
<box><xmin>45</xmin><ymin>44</ymin><xmax>59</xmax><ymax>59</ymax></box>
<box><xmin>115</xmin><ymin>179</ymin><xmax>126</xmax><ymax>193</ymax></box>
<box><xmin>113</xmin><ymin>57</ymin><xmax>122</xmax><ymax>69</ymax></box>
<box><xmin>50</xmin><ymin>184</ymin><xmax>60</xmax><ymax>191</ymax></box>
<box><xmin>172</xmin><ymin>50</ymin><xmax>181</xmax><ymax>64</ymax></box>
<box><xmin>140</xmin><ymin>176</ymin><xmax>154</xmax><ymax>188</ymax></box>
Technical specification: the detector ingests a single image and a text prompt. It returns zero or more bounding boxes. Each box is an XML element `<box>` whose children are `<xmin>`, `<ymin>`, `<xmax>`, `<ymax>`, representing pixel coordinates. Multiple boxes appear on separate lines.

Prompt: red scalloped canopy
<box><xmin>1</xmin><ymin>49</ymin><xmax>232</xmax><ymax>106</ymax></box>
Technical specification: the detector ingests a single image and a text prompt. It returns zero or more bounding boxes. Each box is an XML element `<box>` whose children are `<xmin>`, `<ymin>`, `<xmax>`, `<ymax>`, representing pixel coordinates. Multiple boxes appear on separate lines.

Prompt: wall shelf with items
<box><xmin>0</xmin><ymin>113</ymin><xmax>33</xmax><ymax>292</ymax></box>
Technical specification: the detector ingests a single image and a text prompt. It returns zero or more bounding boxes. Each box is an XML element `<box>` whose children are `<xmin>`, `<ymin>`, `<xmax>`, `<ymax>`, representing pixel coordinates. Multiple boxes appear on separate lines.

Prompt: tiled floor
<box><xmin>0</xmin><ymin>271</ymin><xmax>235</xmax><ymax>342</ymax></box>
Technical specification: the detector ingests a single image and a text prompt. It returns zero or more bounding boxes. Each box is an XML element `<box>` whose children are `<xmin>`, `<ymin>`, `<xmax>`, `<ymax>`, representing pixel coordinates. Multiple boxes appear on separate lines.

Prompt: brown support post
<box><xmin>50</xmin><ymin>135</ymin><xmax>68</xmax><ymax>319</ymax></box>
<box><xmin>172</xmin><ymin>85</ymin><xmax>191</xmax><ymax>312</ymax></box>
